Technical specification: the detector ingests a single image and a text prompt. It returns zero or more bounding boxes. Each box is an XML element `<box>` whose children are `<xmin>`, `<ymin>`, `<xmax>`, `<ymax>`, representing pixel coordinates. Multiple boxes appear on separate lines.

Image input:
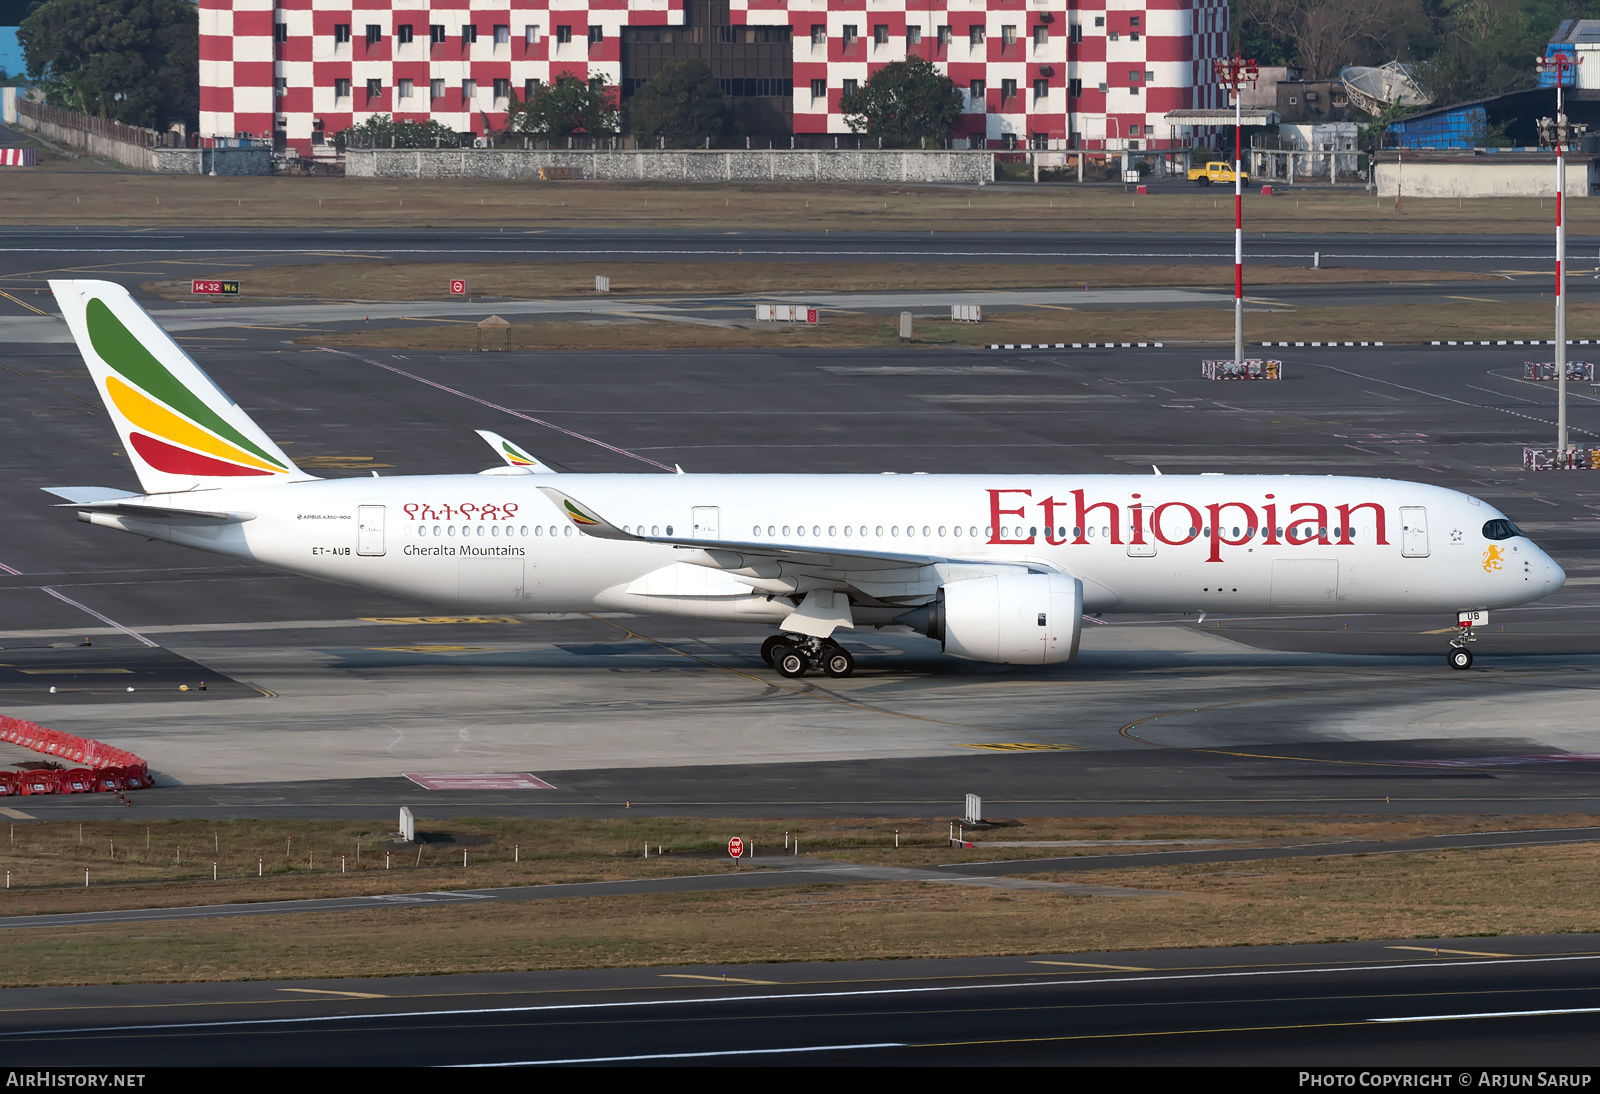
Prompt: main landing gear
<box><xmin>760</xmin><ymin>635</ymin><xmax>855</xmax><ymax>679</ymax></box>
<box><xmin>1448</xmin><ymin>620</ymin><xmax>1478</xmax><ymax>670</ymax></box>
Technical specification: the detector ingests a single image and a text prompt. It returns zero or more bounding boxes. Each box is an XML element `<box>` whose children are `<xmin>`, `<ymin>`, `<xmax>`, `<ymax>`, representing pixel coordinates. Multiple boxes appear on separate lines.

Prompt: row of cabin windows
<box><xmin>406</xmin><ymin>521</ymin><xmax>1368</xmax><ymax>543</ymax></box>
<box><xmin>314</xmin><ymin>25</ymin><xmax>598</xmax><ymax>47</ymax></box>
<box><xmin>736</xmin><ymin>524</ymin><xmax>1366</xmax><ymax>542</ymax></box>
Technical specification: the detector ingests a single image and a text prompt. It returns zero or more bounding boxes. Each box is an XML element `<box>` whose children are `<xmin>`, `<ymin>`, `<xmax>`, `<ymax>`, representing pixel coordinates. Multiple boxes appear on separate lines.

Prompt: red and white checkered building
<box><xmin>200</xmin><ymin>0</ymin><xmax>1228</xmax><ymax>156</ymax></box>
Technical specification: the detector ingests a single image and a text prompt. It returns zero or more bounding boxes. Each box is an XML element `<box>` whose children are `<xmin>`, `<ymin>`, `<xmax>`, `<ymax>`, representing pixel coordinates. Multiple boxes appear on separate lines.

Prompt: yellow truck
<box><xmin>1188</xmin><ymin>161</ymin><xmax>1249</xmax><ymax>186</ymax></box>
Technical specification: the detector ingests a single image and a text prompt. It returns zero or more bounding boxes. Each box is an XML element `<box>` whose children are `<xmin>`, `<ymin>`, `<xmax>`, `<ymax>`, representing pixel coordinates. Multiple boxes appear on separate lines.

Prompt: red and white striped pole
<box><xmin>1214</xmin><ymin>55</ymin><xmax>1259</xmax><ymax>364</ymax></box>
<box><xmin>1538</xmin><ymin>50</ymin><xmax>1581</xmax><ymax>455</ymax></box>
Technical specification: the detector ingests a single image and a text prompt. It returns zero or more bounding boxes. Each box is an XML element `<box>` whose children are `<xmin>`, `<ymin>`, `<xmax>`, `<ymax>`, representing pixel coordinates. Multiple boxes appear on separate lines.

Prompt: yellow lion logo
<box><xmin>1483</xmin><ymin>545</ymin><xmax>1505</xmax><ymax>573</ymax></box>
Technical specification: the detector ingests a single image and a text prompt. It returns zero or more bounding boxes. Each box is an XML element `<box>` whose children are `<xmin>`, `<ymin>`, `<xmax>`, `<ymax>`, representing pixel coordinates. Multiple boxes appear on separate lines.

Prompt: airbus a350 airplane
<box><xmin>44</xmin><ymin>280</ymin><xmax>1565</xmax><ymax>678</ymax></box>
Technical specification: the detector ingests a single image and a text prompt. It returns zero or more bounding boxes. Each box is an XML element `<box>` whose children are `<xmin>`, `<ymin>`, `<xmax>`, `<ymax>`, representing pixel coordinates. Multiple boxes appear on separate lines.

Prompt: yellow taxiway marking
<box><xmin>1024</xmin><ymin>303</ymin><xmax>1078</xmax><ymax>312</ymax></box>
<box><xmin>1030</xmin><ymin>961</ymin><xmax>1154</xmax><ymax>972</ymax></box>
<box><xmin>1420</xmin><ymin>627</ymin><xmax>1463</xmax><ymax>634</ymax></box>
<box><xmin>278</xmin><ymin>988</ymin><xmax>389</xmax><ymax>999</ymax></box>
<box><xmin>661</xmin><ymin>974</ymin><xmax>780</xmax><ymax>985</ymax></box>
<box><xmin>0</xmin><ymin>289</ymin><xmax>50</xmax><ymax>316</ymax></box>
<box><xmin>19</xmin><ymin>668</ymin><xmax>131</xmax><ymax>675</ymax></box>
<box><xmin>1446</xmin><ymin>296</ymin><xmax>1505</xmax><ymax>304</ymax></box>
<box><xmin>1387</xmin><ymin>946</ymin><xmax>1515</xmax><ymax>958</ymax></box>
<box><xmin>958</xmin><ymin>742</ymin><xmax>1081</xmax><ymax>752</ymax></box>
<box><xmin>0</xmin><ymin>808</ymin><xmax>35</xmax><ymax>820</ymax></box>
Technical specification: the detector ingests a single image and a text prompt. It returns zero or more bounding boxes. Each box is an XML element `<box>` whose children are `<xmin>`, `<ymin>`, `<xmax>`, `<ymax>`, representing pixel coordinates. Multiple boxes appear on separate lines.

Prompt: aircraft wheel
<box><xmin>1448</xmin><ymin>647</ymin><xmax>1473</xmax><ymax>670</ymax></box>
<box><xmin>760</xmin><ymin>635</ymin><xmax>789</xmax><ymax>667</ymax></box>
<box><xmin>775</xmin><ymin>646</ymin><xmax>810</xmax><ymax>678</ymax></box>
<box><xmin>821</xmin><ymin>646</ymin><xmax>855</xmax><ymax>679</ymax></box>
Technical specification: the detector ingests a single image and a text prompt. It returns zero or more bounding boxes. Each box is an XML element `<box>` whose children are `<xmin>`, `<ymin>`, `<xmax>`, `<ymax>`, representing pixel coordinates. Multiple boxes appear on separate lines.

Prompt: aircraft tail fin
<box><xmin>50</xmin><ymin>279</ymin><xmax>306</xmax><ymax>494</ymax></box>
<box><xmin>475</xmin><ymin>429</ymin><xmax>558</xmax><ymax>473</ymax></box>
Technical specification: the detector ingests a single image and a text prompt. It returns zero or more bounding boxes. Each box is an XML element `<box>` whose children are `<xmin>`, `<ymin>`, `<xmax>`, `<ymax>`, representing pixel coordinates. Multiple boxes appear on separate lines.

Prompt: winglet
<box><xmin>536</xmin><ymin>486</ymin><xmax>634</xmax><ymax>541</ymax></box>
<box><xmin>475</xmin><ymin>429</ymin><xmax>556</xmax><ymax>473</ymax></box>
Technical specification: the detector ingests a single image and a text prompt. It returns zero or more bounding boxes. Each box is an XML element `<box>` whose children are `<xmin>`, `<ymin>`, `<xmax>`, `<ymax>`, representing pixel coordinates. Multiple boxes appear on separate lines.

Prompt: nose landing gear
<box><xmin>1448</xmin><ymin>617</ymin><xmax>1479</xmax><ymax>670</ymax></box>
<box><xmin>762</xmin><ymin>635</ymin><xmax>855</xmax><ymax>679</ymax></box>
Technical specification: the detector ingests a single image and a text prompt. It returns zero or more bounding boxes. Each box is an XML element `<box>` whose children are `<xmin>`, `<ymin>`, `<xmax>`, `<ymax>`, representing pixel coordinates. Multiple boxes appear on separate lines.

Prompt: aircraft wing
<box><xmin>42</xmin><ymin>489</ymin><xmax>254</xmax><ymax>525</ymax></box>
<box><xmin>537</xmin><ymin>485</ymin><xmax>1037</xmax><ymax>606</ymax></box>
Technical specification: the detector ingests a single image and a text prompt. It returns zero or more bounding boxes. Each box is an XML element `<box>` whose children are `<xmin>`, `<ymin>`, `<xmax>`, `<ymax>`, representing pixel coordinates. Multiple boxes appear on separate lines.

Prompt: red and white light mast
<box><xmin>1536</xmin><ymin>50</ymin><xmax>1582</xmax><ymax>455</ymax></box>
<box><xmin>1214</xmin><ymin>55</ymin><xmax>1260</xmax><ymax>365</ymax></box>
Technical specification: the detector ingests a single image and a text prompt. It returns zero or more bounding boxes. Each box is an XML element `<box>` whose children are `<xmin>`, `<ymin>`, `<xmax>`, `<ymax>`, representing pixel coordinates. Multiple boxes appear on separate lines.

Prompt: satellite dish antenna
<box><xmin>1340</xmin><ymin>62</ymin><xmax>1433</xmax><ymax>115</ymax></box>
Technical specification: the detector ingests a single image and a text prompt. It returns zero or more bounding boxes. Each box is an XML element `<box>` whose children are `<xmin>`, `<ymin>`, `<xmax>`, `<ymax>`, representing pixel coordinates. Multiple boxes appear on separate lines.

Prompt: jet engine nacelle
<box><xmin>905</xmin><ymin>573</ymin><xmax>1083</xmax><ymax>664</ymax></box>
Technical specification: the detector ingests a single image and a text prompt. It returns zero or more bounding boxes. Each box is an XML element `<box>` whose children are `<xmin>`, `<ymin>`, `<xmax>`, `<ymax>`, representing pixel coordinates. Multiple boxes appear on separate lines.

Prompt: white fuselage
<box><xmin>80</xmin><ymin>473</ymin><xmax>1564</xmax><ymax>627</ymax></box>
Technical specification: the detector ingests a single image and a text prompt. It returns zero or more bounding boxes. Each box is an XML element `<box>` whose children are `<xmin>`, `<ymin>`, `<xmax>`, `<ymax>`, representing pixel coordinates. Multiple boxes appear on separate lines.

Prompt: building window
<box><xmin>969</xmin><ymin>26</ymin><xmax>985</xmax><ymax>46</ymax></box>
<box><xmin>1129</xmin><ymin>124</ymin><xmax>1141</xmax><ymax>136</ymax></box>
<box><xmin>334</xmin><ymin>78</ymin><xmax>351</xmax><ymax>99</ymax></box>
<box><xmin>494</xmin><ymin>25</ymin><xmax>510</xmax><ymax>45</ymax></box>
<box><xmin>333</xmin><ymin>24</ymin><xmax>350</xmax><ymax>44</ymax></box>
<box><xmin>1000</xmin><ymin>78</ymin><xmax>1016</xmax><ymax>101</ymax></box>
<box><xmin>1146</xmin><ymin>70</ymin><xmax>1155</xmax><ymax>82</ymax></box>
<box><xmin>938</xmin><ymin>25</ymin><xmax>952</xmax><ymax>45</ymax></box>
<box><xmin>525</xmin><ymin>25</ymin><xmax>539</xmax><ymax>46</ymax></box>
<box><xmin>842</xmin><ymin>78</ymin><xmax>858</xmax><ymax>96</ymax></box>
<box><xmin>874</xmin><ymin>25</ymin><xmax>889</xmax><ymax>46</ymax></box>
<box><xmin>1098</xmin><ymin>81</ymin><xmax>1107</xmax><ymax>92</ymax></box>
<box><xmin>907</xmin><ymin>26</ymin><xmax>921</xmax><ymax>44</ymax></box>
<box><xmin>1131</xmin><ymin>32</ymin><xmax>1140</xmax><ymax>41</ymax></box>
<box><xmin>968</xmin><ymin>79</ymin><xmax>985</xmax><ymax>104</ymax></box>
<box><xmin>397</xmin><ymin>78</ymin><xmax>414</xmax><ymax>100</ymax></box>
<box><xmin>430</xmin><ymin>78</ymin><xmax>444</xmax><ymax>100</ymax></box>
<box><xmin>843</xmin><ymin>25</ymin><xmax>858</xmax><ymax>46</ymax></box>
<box><xmin>397</xmin><ymin>25</ymin><xmax>414</xmax><ymax>45</ymax></box>
<box><xmin>365</xmin><ymin>24</ymin><xmax>381</xmax><ymax>45</ymax></box>
<box><xmin>1033</xmin><ymin>26</ymin><xmax>1048</xmax><ymax>47</ymax></box>
<box><xmin>810</xmin><ymin>78</ymin><xmax>826</xmax><ymax>101</ymax></box>
<box><xmin>463</xmin><ymin>79</ymin><xmax>477</xmax><ymax>103</ymax></box>
<box><xmin>1094</xmin><ymin>16</ymin><xmax>1105</xmax><ymax>27</ymax></box>
<box><xmin>587</xmin><ymin>25</ymin><xmax>602</xmax><ymax>45</ymax></box>
<box><xmin>810</xmin><ymin>24</ymin><xmax>825</xmax><ymax>46</ymax></box>
<box><xmin>1001</xmin><ymin>25</ymin><xmax>1016</xmax><ymax>47</ymax></box>
<box><xmin>556</xmin><ymin>25</ymin><xmax>571</xmax><ymax>44</ymax></box>
<box><xmin>365</xmin><ymin>78</ymin><xmax>382</xmax><ymax>102</ymax></box>
<box><xmin>493</xmin><ymin>78</ymin><xmax>510</xmax><ymax>102</ymax></box>
<box><xmin>274</xmin><ymin>76</ymin><xmax>287</xmax><ymax>96</ymax></box>
<box><xmin>430</xmin><ymin>25</ymin><xmax>445</xmax><ymax>45</ymax></box>
<box><xmin>464</xmin><ymin>25</ymin><xmax>479</xmax><ymax>44</ymax></box>
<box><xmin>1130</xmin><ymin>15</ymin><xmax>1141</xmax><ymax>27</ymax></box>
<box><xmin>1033</xmin><ymin>78</ymin><xmax>1047</xmax><ymax>100</ymax></box>
<box><xmin>273</xmin><ymin>23</ymin><xmax>287</xmax><ymax>43</ymax></box>
<box><xmin>1109</xmin><ymin>31</ymin><xmax>1119</xmax><ymax>41</ymax></box>
<box><xmin>1068</xmin><ymin>78</ymin><xmax>1081</xmax><ymax>97</ymax></box>
<box><xmin>1069</xmin><ymin>24</ymin><xmax>1082</xmax><ymax>44</ymax></box>
<box><xmin>1129</xmin><ymin>70</ymin><xmax>1141</xmax><ymax>82</ymax></box>
<box><xmin>1130</xmin><ymin>84</ymin><xmax>1141</xmax><ymax>95</ymax></box>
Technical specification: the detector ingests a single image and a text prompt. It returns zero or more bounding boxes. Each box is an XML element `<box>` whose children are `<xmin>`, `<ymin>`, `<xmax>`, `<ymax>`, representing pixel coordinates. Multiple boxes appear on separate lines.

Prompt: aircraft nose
<box><xmin>1548</xmin><ymin>555</ymin><xmax>1567</xmax><ymax>594</ymax></box>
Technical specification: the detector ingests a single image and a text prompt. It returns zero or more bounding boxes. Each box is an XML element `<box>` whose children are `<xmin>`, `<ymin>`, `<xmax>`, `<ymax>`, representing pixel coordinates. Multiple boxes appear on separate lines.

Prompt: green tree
<box><xmin>628</xmin><ymin>59</ymin><xmax>730</xmax><ymax>141</ymax></box>
<box><xmin>337</xmin><ymin>114</ymin><xmax>462</xmax><ymax>149</ymax></box>
<box><xmin>506</xmin><ymin>74</ymin><xmax>619</xmax><ymax>139</ymax></box>
<box><xmin>18</xmin><ymin>0</ymin><xmax>196</xmax><ymax>129</ymax></box>
<box><xmin>839</xmin><ymin>55</ymin><xmax>963</xmax><ymax>147</ymax></box>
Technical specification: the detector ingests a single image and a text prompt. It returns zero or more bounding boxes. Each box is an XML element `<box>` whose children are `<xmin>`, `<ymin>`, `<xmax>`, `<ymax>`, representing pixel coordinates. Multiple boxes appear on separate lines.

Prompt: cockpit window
<box><xmin>1482</xmin><ymin>519</ymin><xmax>1523</xmax><ymax>541</ymax></box>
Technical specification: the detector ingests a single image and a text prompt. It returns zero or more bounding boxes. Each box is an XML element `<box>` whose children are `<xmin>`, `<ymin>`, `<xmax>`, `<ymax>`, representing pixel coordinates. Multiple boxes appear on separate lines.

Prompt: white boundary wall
<box><xmin>1376</xmin><ymin>158</ymin><xmax>1596</xmax><ymax>198</ymax></box>
<box><xmin>344</xmin><ymin>148</ymin><xmax>996</xmax><ymax>184</ymax></box>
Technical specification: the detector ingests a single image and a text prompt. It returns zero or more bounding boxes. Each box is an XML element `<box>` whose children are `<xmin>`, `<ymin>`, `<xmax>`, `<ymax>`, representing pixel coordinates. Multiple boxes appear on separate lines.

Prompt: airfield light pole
<box><xmin>1538</xmin><ymin>50</ymin><xmax>1582</xmax><ymax>454</ymax></box>
<box><xmin>1215</xmin><ymin>54</ymin><xmax>1260</xmax><ymax>365</ymax></box>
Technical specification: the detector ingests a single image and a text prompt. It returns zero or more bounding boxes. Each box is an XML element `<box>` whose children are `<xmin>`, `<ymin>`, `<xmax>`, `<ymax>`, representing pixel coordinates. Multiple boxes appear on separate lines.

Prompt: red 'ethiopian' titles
<box><xmin>986</xmin><ymin>489</ymin><xmax>1389</xmax><ymax>563</ymax></box>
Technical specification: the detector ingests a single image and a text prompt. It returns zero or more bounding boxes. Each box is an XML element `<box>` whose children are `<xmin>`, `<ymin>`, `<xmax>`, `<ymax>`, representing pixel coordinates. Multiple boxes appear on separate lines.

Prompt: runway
<box><xmin>5</xmin><ymin>934</ymin><xmax>1600</xmax><ymax>1064</ymax></box>
<box><xmin>2</xmin><ymin>328</ymin><xmax>1599</xmax><ymax>818</ymax></box>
